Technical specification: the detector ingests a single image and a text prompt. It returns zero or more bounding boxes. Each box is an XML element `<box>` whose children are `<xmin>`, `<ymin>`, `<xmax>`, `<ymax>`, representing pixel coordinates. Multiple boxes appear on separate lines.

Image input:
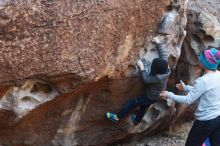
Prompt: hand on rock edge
<box><xmin>160</xmin><ymin>91</ymin><xmax>174</xmax><ymax>107</ymax></box>
<box><xmin>151</xmin><ymin>37</ymin><xmax>161</xmax><ymax>44</ymax></box>
<box><xmin>137</xmin><ymin>60</ymin><xmax>144</xmax><ymax>71</ymax></box>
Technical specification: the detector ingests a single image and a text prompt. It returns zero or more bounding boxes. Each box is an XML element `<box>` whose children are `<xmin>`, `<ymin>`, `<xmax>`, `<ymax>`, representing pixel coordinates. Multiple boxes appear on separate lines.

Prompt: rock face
<box><xmin>172</xmin><ymin>0</ymin><xmax>220</xmax><ymax>91</ymax></box>
<box><xmin>168</xmin><ymin>0</ymin><xmax>220</xmax><ymax>125</ymax></box>
<box><xmin>0</xmin><ymin>0</ymin><xmax>190</xmax><ymax>146</ymax></box>
<box><xmin>0</xmin><ymin>0</ymin><xmax>173</xmax><ymax>83</ymax></box>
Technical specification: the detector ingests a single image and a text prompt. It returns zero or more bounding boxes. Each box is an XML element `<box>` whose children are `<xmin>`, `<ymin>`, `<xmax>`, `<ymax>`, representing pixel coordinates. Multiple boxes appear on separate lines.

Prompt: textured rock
<box><xmin>0</xmin><ymin>80</ymin><xmax>58</xmax><ymax>117</ymax></box>
<box><xmin>0</xmin><ymin>0</ymin><xmax>171</xmax><ymax>84</ymax></box>
<box><xmin>172</xmin><ymin>0</ymin><xmax>220</xmax><ymax>87</ymax></box>
<box><xmin>168</xmin><ymin>0</ymin><xmax>220</xmax><ymax>126</ymax></box>
<box><xmin>0</xmin><ymin>0</ymin><xmax>189</xmax><ymax>146</ymax></box>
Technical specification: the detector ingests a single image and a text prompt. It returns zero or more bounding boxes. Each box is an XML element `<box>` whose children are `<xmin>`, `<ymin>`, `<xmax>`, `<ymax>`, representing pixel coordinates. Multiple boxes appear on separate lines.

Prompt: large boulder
<box><xmin>0</xmin><ymin>0</ymin><xmax>188</xmax><ymax>145</ymax></box>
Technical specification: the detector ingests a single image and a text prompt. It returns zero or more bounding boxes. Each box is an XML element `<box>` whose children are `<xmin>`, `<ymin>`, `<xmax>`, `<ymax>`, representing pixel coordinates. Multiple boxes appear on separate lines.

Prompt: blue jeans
<box><xmin>185</xmin><ymin>115</ymin><xmax>220</xmax><ymax>146</ymax></box>
<box><xmin>118</xmin><ymin>96</ymin><xmax>157</xmax><ymax>123</ymax></box>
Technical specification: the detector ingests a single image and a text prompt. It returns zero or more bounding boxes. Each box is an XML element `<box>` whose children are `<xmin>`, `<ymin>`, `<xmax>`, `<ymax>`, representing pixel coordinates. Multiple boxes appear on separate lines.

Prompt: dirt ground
<box><xmin>113</xmin><ymin>121</ymin><xmax>194</xmax><ymax>146</ymax></box>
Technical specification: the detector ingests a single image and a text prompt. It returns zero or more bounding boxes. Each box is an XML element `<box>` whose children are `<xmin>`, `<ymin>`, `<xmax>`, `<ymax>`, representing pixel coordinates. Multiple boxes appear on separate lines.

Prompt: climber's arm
<box><xmin>137</xmin><ymin>60</ymin><xmax>159</xmax><ymax>84</ymax></box>
<box><xmin>156</xmin><ymin>44</ymin><xmax>168</xmax><ymax>61</ymax></box>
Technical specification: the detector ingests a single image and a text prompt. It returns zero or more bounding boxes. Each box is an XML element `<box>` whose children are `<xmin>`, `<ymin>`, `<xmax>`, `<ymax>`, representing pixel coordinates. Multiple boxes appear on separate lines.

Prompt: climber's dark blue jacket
<box><xmin>141</xmin><ymin>44</ymin><xmax>171</xmax><ymax>100</ymax></box>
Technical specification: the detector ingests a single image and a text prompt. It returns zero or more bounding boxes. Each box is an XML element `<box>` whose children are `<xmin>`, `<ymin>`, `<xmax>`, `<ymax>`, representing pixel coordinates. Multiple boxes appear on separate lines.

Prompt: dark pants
<box><xmin>118</xmin><ymin>96</ymin><xmax>157</xmax><ymax>123</ymax></box>
<box><xmin>185</xmin><ymin>115</ymin><xmax>220</xmax><ymax>146</ymax></box>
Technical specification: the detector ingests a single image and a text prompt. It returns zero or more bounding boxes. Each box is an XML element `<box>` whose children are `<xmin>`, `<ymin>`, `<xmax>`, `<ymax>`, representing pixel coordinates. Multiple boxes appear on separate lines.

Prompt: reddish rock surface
<box><xmin>0</xmin><ymin>0</ymin><xmax>171</xmax><ymax>84</ymax></box>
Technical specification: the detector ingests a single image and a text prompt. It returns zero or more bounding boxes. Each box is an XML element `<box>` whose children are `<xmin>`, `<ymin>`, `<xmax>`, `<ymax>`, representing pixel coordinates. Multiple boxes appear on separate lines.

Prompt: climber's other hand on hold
<box><xmin>160</xmin><ymin>91</ymin><xmax>169</xmax><ymax>100</ymax></box>
<box><xmin>137</xmin><ymin>60</ymin><xmax>144</xmax><ymax>71</ymax></box>
<box><xmin>151</xmin><ymin>37</ymin><xmax>161</xmax><ymax>44</ymax></box>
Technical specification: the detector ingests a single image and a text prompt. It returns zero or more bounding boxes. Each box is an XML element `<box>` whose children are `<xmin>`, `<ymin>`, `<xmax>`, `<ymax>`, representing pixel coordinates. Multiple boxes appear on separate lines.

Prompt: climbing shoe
<box><xmin>106</xmin><ymin>112</ymin><xmax>119</xmax><ymax>123</ymax></box>
<box><xmin>131</xmin><ymin>114</ymin><xmax>139</xmax><ymax>125</ymax></box>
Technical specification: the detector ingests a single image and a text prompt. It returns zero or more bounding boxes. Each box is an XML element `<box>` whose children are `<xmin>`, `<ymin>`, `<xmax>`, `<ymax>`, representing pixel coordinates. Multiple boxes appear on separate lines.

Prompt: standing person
<box><xmin>160</xmin><ymin>48</ymin><xmax>220</xmax><ymax>146</ymax></box>
<box><xmin>106</xmin><ymin>38</ymin><xmax>170</xmax><ymax>125</ymax></box>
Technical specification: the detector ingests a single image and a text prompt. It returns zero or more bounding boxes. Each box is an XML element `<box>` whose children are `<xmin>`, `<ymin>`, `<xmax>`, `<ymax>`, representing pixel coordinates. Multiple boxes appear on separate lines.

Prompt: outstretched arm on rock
<box><xmin>152</xmin><ymin>37</ymin><xmax>168</xmax><ymax>61</ymax></box>
<box><xmin>156</xmin><ymin>44</ymin><xmax>168</xmax><ymax>61</ymax></box>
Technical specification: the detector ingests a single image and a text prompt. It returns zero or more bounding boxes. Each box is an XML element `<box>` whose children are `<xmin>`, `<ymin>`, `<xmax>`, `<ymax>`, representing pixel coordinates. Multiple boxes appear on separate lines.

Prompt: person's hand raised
<box><xmin>176</xmin><ymin>80</ymin><xmax>185</xmax><ymax>91</ymax></box>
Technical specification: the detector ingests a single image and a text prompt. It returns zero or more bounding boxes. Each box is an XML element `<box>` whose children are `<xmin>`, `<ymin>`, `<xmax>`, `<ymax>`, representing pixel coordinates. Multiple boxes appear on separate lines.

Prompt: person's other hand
<box><xmin>151</xmin><ymin>37</ymin><xmax>161</xmax><ymax>44</ymax></box>
<box><xmin>160</xmin><ymin>91</ymin><xmax>168</xmax><ymax>100</ymax></box>
<box><xmin>176</xmin><ymin>80</ymin><xmax>185</xmax><ymax>91</ymax></box>
<box><xmin>137</xmin><ymin>60</ymin><xmax>144</xmax><ymax>71</ymax></box>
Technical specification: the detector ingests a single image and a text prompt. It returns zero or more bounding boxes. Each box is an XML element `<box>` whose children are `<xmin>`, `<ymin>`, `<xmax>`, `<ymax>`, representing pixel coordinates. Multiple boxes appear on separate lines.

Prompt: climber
<box><xmin>106</xmin><ymin>37</ymin><xmax>170</xmax><ymax>125</ymax></box>
<box><xmin>160</xmin><ymin>48</ymin><xmax>220</xmax><ymax>146</ymax></box>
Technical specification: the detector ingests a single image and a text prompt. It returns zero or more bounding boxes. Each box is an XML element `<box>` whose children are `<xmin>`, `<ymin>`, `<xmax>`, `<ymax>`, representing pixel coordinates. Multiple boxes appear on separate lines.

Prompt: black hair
<box><xmin>150</xmin><ymin>58</ymin><xmax>168</xmax><ymax>75</ymax></box>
